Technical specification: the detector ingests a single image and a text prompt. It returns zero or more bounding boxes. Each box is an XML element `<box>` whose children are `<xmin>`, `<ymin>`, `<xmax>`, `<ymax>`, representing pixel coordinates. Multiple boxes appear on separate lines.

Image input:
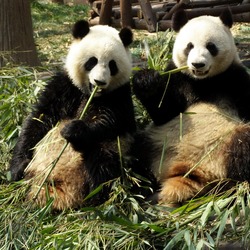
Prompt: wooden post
<box><xmin>99</xmin><ymin>0</ymin><xmax>114</xmax><ymax>25</ymax></box>
<box><xmin>120</xmin><ymin>0</ymin><xmax>133</xmax><ymax>28</ymax></box>
<box><xmin>138</xmin><ymin>0</ymin><xmax>157</xmax><ymax>32</ymax></box>
<box><xmin>0</xmin><ymin>0</ymin><xmax>40</xmax><ymax>66</ymax></box>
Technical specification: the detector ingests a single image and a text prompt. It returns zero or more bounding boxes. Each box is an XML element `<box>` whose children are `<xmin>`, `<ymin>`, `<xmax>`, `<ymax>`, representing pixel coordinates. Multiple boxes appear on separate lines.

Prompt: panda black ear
<box><xmin>172</xmin><ymin>9</ymin><xmax>189</xmax><ymax>32</ymax></box>
<box><xmin>119</xmin><ymin>27</ymin><xmax>133</xmax><ymax>47</ymax></box>
<box><xmin>220</xmin><ymin>7</ymin><xmax>233</xmax><ymax>28</ymax></box>
<box><xmin>72</xmin><ymin>20</ymin><xmax>90</xmax><ymax>39</ymax></box>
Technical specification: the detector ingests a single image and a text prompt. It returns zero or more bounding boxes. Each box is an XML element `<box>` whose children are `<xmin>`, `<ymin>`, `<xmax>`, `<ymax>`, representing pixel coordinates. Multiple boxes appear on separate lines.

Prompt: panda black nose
<box><xmin>192</xmin><ymin>63</ymin><xmax>205</xmax><ymax>69</ymax></box>
<box><xmin>94</xmin><ymin>79</ymin><xmax>106</xmax><ymax>86</ymax></box>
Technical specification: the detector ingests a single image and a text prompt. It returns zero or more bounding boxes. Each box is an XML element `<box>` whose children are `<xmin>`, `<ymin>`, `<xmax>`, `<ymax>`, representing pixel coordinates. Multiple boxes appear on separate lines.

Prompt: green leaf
<box><xmin>83</xmin><ymin>183</ymin><xmax>104</xmax><ymax>201</ymax></box>
<box><xmin>200</xmin><ymin>201</ymin><xmax>213</xmax><ymax>227</ymax></box>
<box><xmin>216</xmin><ymin>210</ymin><xmax>230</xmax><ymax>245</ymax></box>
<box><xmin>164</xmin><ymin>230</ymin><xmax>185</xmax><ymax>250</ymax></box>
<box><xmin>184</xmin><ymin>230</ymin><xmax>191</xmax><ymax>247</ymax></box>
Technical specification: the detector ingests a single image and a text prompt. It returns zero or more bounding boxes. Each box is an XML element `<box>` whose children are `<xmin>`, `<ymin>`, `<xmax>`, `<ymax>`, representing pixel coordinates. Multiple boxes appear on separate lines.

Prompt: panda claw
<box><xmin>60</xmin><ymin>120</ymin><xmax>89</xmax><ymax>142</ymax></box>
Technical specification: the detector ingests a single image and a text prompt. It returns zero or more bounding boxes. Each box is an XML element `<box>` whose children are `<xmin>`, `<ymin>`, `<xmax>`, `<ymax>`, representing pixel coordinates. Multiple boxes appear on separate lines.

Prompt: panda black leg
<box><xmin>8</xmin><ymin>158</ymin><xmax>31</xmax><ymax>181</ymax></box>
<box><xmin>82</xmin><ymin>147</ymin><xmax>122</xmax><ymax>205</ymax></box>
<box><xmin>226</xmin><ymin>125</ymin><xmax>250</xmax><ymax>181</ymax></box>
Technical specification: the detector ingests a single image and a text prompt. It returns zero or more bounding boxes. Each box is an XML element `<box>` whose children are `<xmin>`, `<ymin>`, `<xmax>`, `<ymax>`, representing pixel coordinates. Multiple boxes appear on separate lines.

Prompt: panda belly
<box><xmin>24</xmin><ymin>120</ymin><xmax>133</xmax><ymax>210</ymax></box>
<box><xmin>24</xmin><ymin>121</ymin><xmax>87</xmax><ymax>210</ymax></box>
<box><xmin>148</xmin><ymin>103</ymin><xmax>245</xmax><ymax>205</ymax></box>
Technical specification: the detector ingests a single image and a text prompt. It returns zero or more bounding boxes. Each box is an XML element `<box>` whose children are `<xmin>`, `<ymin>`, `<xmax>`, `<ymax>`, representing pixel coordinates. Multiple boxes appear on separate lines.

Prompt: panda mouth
<box><xmin>192</xmin><ymin>69</ymin><xmax>209</xmax><ymax>77</ymax></box>
<box><xmin>89</xmin><ymin>83</ymin><xmax>103</xmax><ymax>94</ymax></box>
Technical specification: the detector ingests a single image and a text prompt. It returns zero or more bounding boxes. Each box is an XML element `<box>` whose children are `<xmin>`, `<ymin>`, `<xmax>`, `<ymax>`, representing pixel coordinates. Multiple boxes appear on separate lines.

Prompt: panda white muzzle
<box><xmin>191</xmin><ymin>62</ymin><xmax>210</xmax><ymax>78</ymax></box>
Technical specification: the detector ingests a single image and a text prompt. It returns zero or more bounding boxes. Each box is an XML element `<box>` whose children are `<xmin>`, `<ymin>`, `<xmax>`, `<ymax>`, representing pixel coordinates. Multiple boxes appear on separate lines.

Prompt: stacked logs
<box><xmin>88</xmin><ymin>0</ymin><xmax>250</xmax><ymax>32</ymax></box>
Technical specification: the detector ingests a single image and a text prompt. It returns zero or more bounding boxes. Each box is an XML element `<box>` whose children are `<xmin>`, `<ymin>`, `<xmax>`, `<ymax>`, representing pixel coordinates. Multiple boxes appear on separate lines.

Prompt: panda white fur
<box><xmin>132</xmin><ymin>9</ymin><xmax>250</xmax><ymax>206</ymax></box>
<box><xmin>8</xmin><ymin>21</ymin><xmax>137</xmax><ymax>210</ymax></box>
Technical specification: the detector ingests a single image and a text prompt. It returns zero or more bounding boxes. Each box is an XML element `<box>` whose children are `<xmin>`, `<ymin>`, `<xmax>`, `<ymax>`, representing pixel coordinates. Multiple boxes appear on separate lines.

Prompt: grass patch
<box><xmin>1</xmin><ymin>178</ymin><xmax>250</xmax><ymax>249</ymax></box>
<box><xmin>1</xmin><ymin>1</ymin><xmax>250</xmax><ymax>249</ymax></box>
<box><xmin>32</xmin><ymin>1</ymin><xmax>90</xmax><ymax>65</ymax></box>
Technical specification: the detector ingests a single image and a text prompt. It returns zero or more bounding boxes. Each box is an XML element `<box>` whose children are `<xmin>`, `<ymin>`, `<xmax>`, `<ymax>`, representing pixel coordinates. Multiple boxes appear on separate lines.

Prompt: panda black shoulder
<box><xmin>228</xmin><ymin>62</ymin><xmax>250</xmax><ymax>82</ymax></box>
<box><xmin>43</xmin><ymin>71</ymin><xmax>82</xmax><ymax>96</ymax></box>
<box><xmin>211</xmin><ymin>62</ymin><xmax>250</xmax><ymax>93</ymax></box>
<box><xmin>33</xmin><ymin>71</ymin><xmax>84</xmax><ymax>119</ymax></box>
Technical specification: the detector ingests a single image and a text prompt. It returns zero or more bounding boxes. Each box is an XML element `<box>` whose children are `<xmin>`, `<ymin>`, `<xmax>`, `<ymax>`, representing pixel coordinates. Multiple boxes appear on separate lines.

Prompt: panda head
<box><xmin>172</xmin><ymin>8</ymin><xmax>240</xmax><ymax>79</ymax></box>
<box><xmin>65</xmin><ymin>20</ymin><xmax>133</xmax><ymax>95</ymax></box>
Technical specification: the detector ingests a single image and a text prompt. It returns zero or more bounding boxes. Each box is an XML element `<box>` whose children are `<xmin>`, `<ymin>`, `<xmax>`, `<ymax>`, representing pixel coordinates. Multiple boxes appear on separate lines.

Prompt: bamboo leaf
<box><xmin>164</xmin><ymin>230</ymin><xmax>185</xmax><ymax>250</ymax></box>
<box><xmin>83</xmin><ymin>183</ymin><xmax>104</xmax><ymax>201</ymax></box>
<box><xmin>184</xmin><ymin>230</ymin><xmax>191</xmax><ymax>247</ymax></box>
<box><xmin>200</xmin><ymin>201</ymin><xmax>213</xmax><ymax>227</ymax></box>
<box><xmin>216</xmin><ymin>210</ymin><xmax>230</xmax><ymax>245</ymax></box>
<box><xmin>197</xmin><ymin>239</ymin><xmax>205</xmax><ymax>250</ymax></box>
<box><xmin>205</xmin><ymin>232</ymin><xmax>215</xmax><ymax>246</ymax></box>
<box><xmin>145</xmin><ymin>223</ymin><xmax>166</xmax><ymax>233</ymax></box>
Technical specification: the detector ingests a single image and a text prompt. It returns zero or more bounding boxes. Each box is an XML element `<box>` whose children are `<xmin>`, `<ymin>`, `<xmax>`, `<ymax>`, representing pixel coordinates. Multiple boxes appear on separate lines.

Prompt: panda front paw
<box><xmin>60</xmin><ymin>120</ymin><xmax>90</xmax><ymax>146</ymax></box>
<box><xmin>132</xmin><ymin>69</ymin><xmax>160</xmax><ymax>98</ymax></box>
<box><xmin>8</xmin><ymin>158</ymin><xmax>31</xmax><ymax>181</ymax></box>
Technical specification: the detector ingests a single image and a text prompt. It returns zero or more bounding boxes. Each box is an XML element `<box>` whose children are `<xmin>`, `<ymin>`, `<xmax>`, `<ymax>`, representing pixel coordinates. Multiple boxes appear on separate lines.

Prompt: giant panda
<box><xmin>132</xmin><ymin>9</ymin><xmax>250</xmax><ymax>206</ymax></box>
<box><xmin>8</xmin><ymin>20</ymin><xmax>139</xmax><ymax>210</ymax></box>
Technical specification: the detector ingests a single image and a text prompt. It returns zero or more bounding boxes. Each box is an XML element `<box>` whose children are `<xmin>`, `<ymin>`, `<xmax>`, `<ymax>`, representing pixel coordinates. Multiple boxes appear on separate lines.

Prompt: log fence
<box><xmin>88</xmin><ymin>0</ymin><xmax>250</xmax><ymax>32</ymax></box>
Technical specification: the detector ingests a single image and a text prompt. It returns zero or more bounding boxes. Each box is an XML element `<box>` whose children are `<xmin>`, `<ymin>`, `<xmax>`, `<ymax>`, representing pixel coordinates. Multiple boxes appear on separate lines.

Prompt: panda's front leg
<box><xmin>132</xmin><ymin>69</ymin><xmax>162</xmax><ymax>101</ymax></box>
<box><xmin>60</xmin><ymin>119</ymin><xmax>121</xmax><ymax>205</ymax></box>
<box><xmin>60</xmin><ymin>120</ymin><xmax>91</xmax><ymax>151</ymax></box>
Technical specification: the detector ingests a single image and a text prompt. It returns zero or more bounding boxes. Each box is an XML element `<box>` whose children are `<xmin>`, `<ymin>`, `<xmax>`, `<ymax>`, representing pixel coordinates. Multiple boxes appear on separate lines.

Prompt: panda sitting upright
<box><xmin>8</xmin><ymin>21</ymin><xmax>138</xmax><ymax>210</ymax></box>
<box><xmin>132</xmin><ymin>9</ymin><xmax>250</xmax><ymax>206</ymax></box>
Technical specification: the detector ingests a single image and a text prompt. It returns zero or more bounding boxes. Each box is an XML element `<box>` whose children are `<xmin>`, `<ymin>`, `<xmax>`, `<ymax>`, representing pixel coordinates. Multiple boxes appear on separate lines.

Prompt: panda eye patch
<box><xmin>206</xmin><ymin>42</ymin><xmax>218</xmax><ymax>56</ymax></box>
<box><xmin>184</xmin><ymin>42</ymin><xmax>194</xmax><ymax>56</ymax></box>
<box><xmin>109</xmin><ymin>60</ymin><xmax>118</xmax><ymax>76</ymax></box>
<box><xmin>84</xmin><ymin>57</ymin><xmax>98</xmax><ymax>71</ymax></box>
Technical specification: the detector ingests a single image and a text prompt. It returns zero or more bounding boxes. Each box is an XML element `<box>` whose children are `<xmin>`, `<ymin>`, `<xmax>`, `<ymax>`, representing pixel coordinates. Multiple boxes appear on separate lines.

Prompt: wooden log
<box><xmin>156</xmin><ymin>11</ymin><xmax>166</xmax><ymax>21</ymax></box>
<box><xmin>89</xmin><ymin>2</ymin><xmax>250</xmax><ymax>31</ymax></box>
<box><xmin>89</xmin><ymin>16</ymin><xmax>172</xmax><ymax>31</ymax></box>
<box><xmin>89</xmin><ymin>12</ymin><xmax>250</xmax><ymax>31</ymax></box>
<box><xmin>123</xmin><ymin>18</ymin><xmax>173</xmax><ymax>31</ymax></box>
<box><xmin>162</xmin><ymin>0</ymin><xmax>190</xmax><ymax>20</ymax></box>
<box><xmin>157</xmin><ymin>4</ymin><xmax>250</xmax><ymax>21</ymax></box>
<box><xmin>113</xmin><ymin>6</ymin><xmax>140</xmax><ymax>19</ymax></box>
<box><xmin>156</xmin><ymin>20</ymin><xmax>173</xmax><ymax>31</ymax></box>
<box><xmin>187</xmin><ymin>0</ymin><xmax>242</xmax><ymax>8</ymax></box>
<box><xmin>112</xmin><ymin>0</ymin><xmax>244</xmax><ymax>21</ymax></box>
<box><xmin>92</xmin><ymin>0</ymin><xmax>138</xmax><ymax>10</ymax></box>
<box><xmin>99</xmin><ymin>0</ymin><xmax>114</xmax><ymax>25</ymax></box>
<box><xmin>233</xmin><ymin>12</ymin><xmax>250</xmax><ymax>22</ymax></box>
<box><xmin>184</xmin><ymin>4</ymin><xmax>250</xmax><ymax>19</ymax></box>
<box><xmin>120</xmin><ymin>0</ymin><xmax>133</xmax><ymax>28</ymax></box>
<box><xmin>112</xmin><ymin>3</ymin><xmax>171</xmax><ymax>19</ymax></box>
<box><xmin>133</xmin><ymin>18</ymin><xmax>152</xmax><ymax>30</ymax></box>
<box><xmin>162</xmin><ymin>0</ymin><xmax>244</xmax><ymax>20</ymax></box>
<box><xmin>89</xmin><ymin>16</ymin><xmax>148</xmax><ymax>30</ymax></box>
<box><xmin>137</xmin><ymin>3</ymin><xmax>172</xmax><ymax>19</ymax></box>
<box><xmin>138</xmin><ymin>0</ymin><xmax>157</xmax><ymax>32</ymax></box>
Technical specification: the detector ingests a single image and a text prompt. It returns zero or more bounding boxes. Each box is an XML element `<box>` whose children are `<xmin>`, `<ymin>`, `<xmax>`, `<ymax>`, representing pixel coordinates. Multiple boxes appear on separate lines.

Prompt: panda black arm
<box><xmin>230</xmin><ymin>65</ymin><xmax>250</xmax><ymax>121</ymax></box>
<box><xmin>61</xmin><ymin>83</ymin><xmax>136</xmax><ymax>149</ymax></box>
<box><xmin>132</xmin><ymin>64</ymin><xmax>192</xmax><ymax>125</ymax></box>
<box><xmin>9</xmin><ymin>72</ymin><xmax>84</xmax><ymax>181</ymax></box>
